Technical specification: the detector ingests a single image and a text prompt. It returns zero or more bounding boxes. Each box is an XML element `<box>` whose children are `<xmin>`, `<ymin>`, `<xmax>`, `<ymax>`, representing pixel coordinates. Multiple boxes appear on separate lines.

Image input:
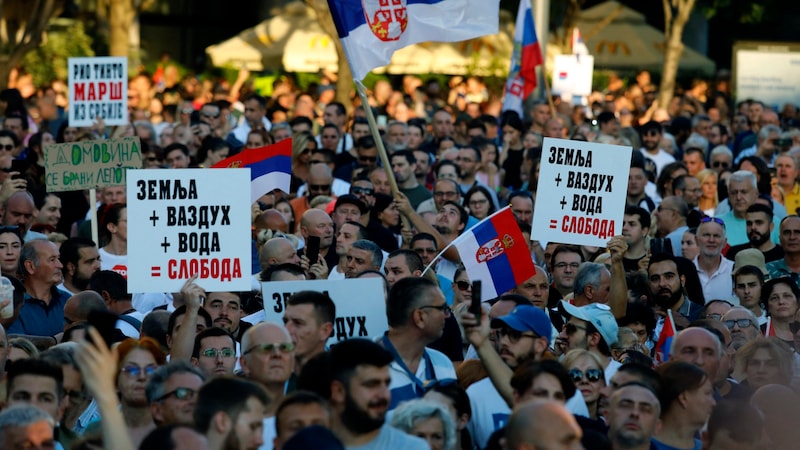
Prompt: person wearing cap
<box><xmin>330</xmin><ymin>194</ymin><xmax>367</xmax><ymax>232</ymax></box>
<box><xmin>732</xmin><ymin>264</ymin><xmax>767</xmax><ymax>325</ymax></box>
<box><xmin>693</xmin><ymin>216</ymin><xmax>733</xmax><ymax>301</ymax></box>
<box><xmin>725</xmin><ymin>204</ymin><xmax>784</xmax><ymax>263</ymax></box>
<box><xmin>766</xmin><ymin>215</ymin><xmax>800</xmax><ymax>286</ymax></box>
<box><xmin>556</xmin><ymin>301</ymin><xmax>621</xmax><ymax>382</ymax></box>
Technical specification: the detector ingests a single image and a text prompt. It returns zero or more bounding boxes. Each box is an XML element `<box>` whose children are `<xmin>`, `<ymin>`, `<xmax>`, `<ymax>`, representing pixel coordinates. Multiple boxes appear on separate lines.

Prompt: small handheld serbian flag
<box><xmin>451</xmin><ymin>207</ymin><xmax>536</xmax><ymax>300</ymax></box>
<box><xmin>327</xmin><ymin>0</ymin><xmax>500</xmax><ymax>81</ymax></box>
<box><xmin>655</xmin><ymin>309</ymin><xmax>677</xmax><ymax>364</ymax></box>
<box><xmin>765</xmin><ymin>316</ymin><xmax>776</xmax><ymax>337</ymax></box>
<box><xmin>211</xmin><ymin>139</ymin><xmax>291</xmax><ymax>203</ymax></box>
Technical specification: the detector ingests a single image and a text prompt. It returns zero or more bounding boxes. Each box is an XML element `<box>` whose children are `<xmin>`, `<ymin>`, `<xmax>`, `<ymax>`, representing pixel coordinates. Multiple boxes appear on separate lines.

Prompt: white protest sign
<box><xmin>260</xmin><ymin>278</ymin><xmax>388</xmax><ymax>344</ymax></box>
<box><xmin>531</xmin><ymin>138</ymin><xmax>631</xmax><ymax>247</ymax></box>
<box><xmin>552</xmin><ymin>54</ymin><xmax>594</xmax><ymax>98</ymax></box>
<box><xmin>127</xmin><ymin>169</ymin><xmax>252</xmax><ymax>293</ymax></box>
<box><xmin>68</xmin><ymin>57</ymin><xmax>128</xmax><ymax>127</ymax></box>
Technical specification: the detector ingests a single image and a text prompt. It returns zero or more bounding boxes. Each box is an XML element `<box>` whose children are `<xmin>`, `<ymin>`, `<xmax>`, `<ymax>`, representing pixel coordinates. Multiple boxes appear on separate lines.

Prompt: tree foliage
<box><xmin>23</xmin><ymin>22</ymin><xmax>94</xmax><ymax>87</ymax></box>
<box><xmin>0</xmin><ymin>0</ymin><xmax>65</xmax><ymax>87</ymax></box>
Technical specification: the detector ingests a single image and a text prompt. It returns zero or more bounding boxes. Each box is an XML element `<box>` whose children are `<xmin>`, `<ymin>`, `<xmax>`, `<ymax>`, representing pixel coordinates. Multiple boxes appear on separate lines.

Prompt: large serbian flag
<box><xmin>452</xmin><ymin>207</ymin><xmax>536</xmax><ymax>300</ymax></box>
<box><xmin>655</xmin><ymin>309</ymin><xmax>677</xmax><ymax>364</ymax></box>
<box><xmin>211</xmin><ymin>139</ymin><xmax>291</xmax><ymax>203</ymax></box>
<box><xmin>502</xmin><ymin>0</ymin><xmax>544</xmax><ymax>116</ymax></box>
<box><xmin>327</xmin><ymin>0</ymin><xmax>500</xmax><ymax>81</ymax></box>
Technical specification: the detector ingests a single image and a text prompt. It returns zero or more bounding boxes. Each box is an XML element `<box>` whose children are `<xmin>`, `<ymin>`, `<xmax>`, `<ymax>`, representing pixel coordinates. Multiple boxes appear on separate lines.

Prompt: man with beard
<box><xmin>639</xmin><ymin>120</ymin><xmax>675</xmax><ymax>176</ymax></box>
<box><xmin>647</xmin><ymin>253</ymin><xmax>702</xmax><ymax>322</ymax></box>
<box><xmin>725</xmin><ymin>204</ymin><xmax>784</xmax><ymax>262</ymax></box>
<box><xmin>195</xmin><ymin>377</ymin><xmax>269</xmax><ymax>450</ymax></box>
<box><xmin>606</xmin><ymin>383</ymin><xmax>661</xmax><ymax>450</ymax></box>
<box><xmin>328</xmin><ymin>338</ymin><xmax>428</xmax><ymax>449</ymax></box>
<box><xmin>191</xmin><ymin>327</ymin><xmax>237</xmax><ymax>377</ymax></box>
<box><xmin>147</xmin><ymin>360</ymin><xmax>206</xmax><ymax>426</ymax></box>
<box><xmin>693</xmin><ymin>217</ymin><xmax>733</xmax><ymax>301</ymax></box>
<box><xmin>382</xmin><ymin>277</ymin><xmax>455</xmax><ymax>411</ymax></box>
<box><xmin>58</xmin><ymin>237</ymin><xmax>101</xmax><ymax>295</ymax></box>
<box><xmin>202</xmin><ymin>292</ymin><xmax>250</xmax><ymax>342</ymax></box>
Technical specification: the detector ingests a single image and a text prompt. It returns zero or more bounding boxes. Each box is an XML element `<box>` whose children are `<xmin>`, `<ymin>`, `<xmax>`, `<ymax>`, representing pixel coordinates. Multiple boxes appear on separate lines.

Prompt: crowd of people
<box><xmin>0</xmin><ymin>66</ymin><xmax>797</xmax><ymax>450</ymax></box>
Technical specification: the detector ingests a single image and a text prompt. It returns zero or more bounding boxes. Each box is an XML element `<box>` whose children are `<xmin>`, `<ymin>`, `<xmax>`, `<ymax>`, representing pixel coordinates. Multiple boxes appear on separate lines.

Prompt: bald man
<box><xmin>253</xmin><ymin>237</ymin><xmax>301</xmax><ymax>291</ymax></box>
<box><xmin>63</xmin><ymin>291</ymin><xmax>107</xmax><ymax>331</ymax></box>
<box><xmin>506</xmin><ymin>401</ymin><xmax>582</xmax><ymax>450</ymax></box>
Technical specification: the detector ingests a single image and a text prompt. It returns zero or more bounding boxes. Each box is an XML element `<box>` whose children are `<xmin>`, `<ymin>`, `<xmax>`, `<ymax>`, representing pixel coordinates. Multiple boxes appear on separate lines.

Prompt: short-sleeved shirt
<box><xmin>8</xmin><ymin>287</ymin><xmax>71</xmax><ymax>336</ymax></box>
<box><xmin>385</xmin><ymin>341</ymin><xmax>455</xmax><ymax>411</ymax></box>
<box><xmin>350</xmin><ymin>424</ymin><xmax>429</xmax><ymax>450</ymax></box>
<box><xmin>693</xmin><ymin>255</ymin><xmax>734</xmax><ymax>301</ymax></box>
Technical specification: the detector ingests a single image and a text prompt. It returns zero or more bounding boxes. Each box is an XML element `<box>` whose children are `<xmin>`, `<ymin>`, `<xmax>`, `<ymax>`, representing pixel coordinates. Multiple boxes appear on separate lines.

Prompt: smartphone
<box><xmin>306</xmin><ymin>236</ymin><xmax>321</xmax><ymax>266</ymax></box>
<box><xmin>87</xmin><ymin>310</ymin><xmax>119</xmax><ymax>347</ymax></box>
<box><xmin>470</xmin><ymin>280</ymin><xmax>482</xmax><ymax>324</ymax></box>
<box><xmin>650</xmin><ymin>238</ymin><xmax>673</xmax><ymax>257</ymax></box>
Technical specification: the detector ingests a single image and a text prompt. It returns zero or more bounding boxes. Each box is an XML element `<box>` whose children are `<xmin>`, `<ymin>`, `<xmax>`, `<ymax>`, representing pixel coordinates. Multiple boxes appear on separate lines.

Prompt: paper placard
<box><xmin>68</xmin><ymin>56</ymin><xmax>128</xmax><ymax>127</ymax></box>
<box><xmin>44</xmin><ymin>137</ymin><xmax>142</xmax><ymax>192</ymax></box>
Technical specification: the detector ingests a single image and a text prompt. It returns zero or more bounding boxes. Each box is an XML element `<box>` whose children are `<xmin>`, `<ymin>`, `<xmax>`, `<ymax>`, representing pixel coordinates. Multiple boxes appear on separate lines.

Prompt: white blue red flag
<box><xmin>211</xmin><ymin>139</ymin><xmax>291</xmax><ymax>203</ymax></box>
<box><xmin>765</xmin><ymin>316</ymin><xmax>776</xmax><ymax>337</ymax></box>
<box><xmin>327</xmin><ymin>0</ymin><xmax>500</xmax><ymax>81</ymax></box>
<box><xmin>571</xmin><ymin>27</ymin><xmax>589</xmax><ymax>56</ymax></box>
<box><xmin>654</xmin><ymin>309</ymin><xmax>677</xmax><ymax>364</ymax></box>
<box><xmin>451</xmin><ymin>207</ymin><xmax>537</xmax><ymax>300</ymax></box>
<box><xmin>502</xmin><ymin>0</ymin><xmax>543</xmax><ymax>116</ymax></box>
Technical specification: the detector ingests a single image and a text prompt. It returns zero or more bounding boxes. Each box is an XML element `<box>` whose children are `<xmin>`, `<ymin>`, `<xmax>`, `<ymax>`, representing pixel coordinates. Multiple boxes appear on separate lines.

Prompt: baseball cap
<box><xmin>334</xmin><ymin>194</ymin><xmax>367</xmax><ymax>215</ymax></box>
<box><xmin>491</xmin><ymin>305</ymin><xmax>552</xmax><ymax>346</ymax></box>
<box><xmin>558</xmin><ymin>301</ymin><xmax>619</xmax><ymax>346</ymax></box>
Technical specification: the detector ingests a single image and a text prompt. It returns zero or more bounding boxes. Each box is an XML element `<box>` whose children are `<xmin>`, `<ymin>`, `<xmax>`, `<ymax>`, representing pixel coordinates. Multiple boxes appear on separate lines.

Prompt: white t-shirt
<box><xmin>99</xmin><ymin>248</ymin><xmax>128</xmax><ymax>276</ymax></box>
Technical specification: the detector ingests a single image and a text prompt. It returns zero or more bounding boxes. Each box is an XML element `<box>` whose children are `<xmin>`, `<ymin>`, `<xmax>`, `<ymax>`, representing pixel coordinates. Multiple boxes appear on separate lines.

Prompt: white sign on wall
<box><xmin>127</xmin><ymin>169</ymin><xmax>252</xmax><ymax>293</ymax></box>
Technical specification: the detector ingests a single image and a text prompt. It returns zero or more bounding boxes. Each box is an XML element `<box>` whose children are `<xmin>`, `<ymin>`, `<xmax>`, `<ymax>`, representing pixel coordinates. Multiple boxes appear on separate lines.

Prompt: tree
<box><xmin>96</xmin><ymin>0</ymin><xmax>154</xmax><ymax>59</ymax></box>
<box><xmin>304</xmin><ymin>0</ymin><xmax>353</xmax><ymax>106</ymax></box>
<box><xmin>0</xmin><ymin>0</ymin><xmax>64</xmax><ymax>88</ymax></box>
<box><xmin>658</xmin><ymin>0</ymin><xmax>696</xmax><ymax>110</ymax></box>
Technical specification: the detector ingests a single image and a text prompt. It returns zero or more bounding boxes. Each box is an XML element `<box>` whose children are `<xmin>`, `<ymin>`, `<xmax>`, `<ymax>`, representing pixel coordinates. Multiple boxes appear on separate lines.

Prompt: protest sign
<box><xmin>531</xmin><ymin>137</ymin><xmax>631</xmax><ymax>247</ymax></box>
<box><xmin>68</xmin><ymin>57</ymin><xmax>128</xmax><ymax>127</ymax></box>
<box><xmin>259</xmin><ymin>278</ymin><xmax>388</xmax><ymax>344</ymax></box>
<box><xmin>126</xmin><ymin>169</ymin><xmax>252</xmax><ymax>293</ymax></box>
<box><xmin>44</xmin><ymin>137</ymin><xmax>142</xmax><ymax>192</ymax></box>
<box><xmin>551</xmin><ymin>54</ymin><xmax>594</xmax><ymax>99</ymax></box>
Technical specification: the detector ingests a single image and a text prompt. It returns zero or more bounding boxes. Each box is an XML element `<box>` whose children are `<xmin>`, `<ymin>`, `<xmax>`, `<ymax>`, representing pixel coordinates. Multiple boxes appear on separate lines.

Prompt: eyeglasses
<box><xmin>568</xmin><ymin>368</ymin><xmax>603</xmax><ymax>383</ymax></box>
<box><xmin>498</xmin><ymin>327</ymin><xmax>539</xmax><ymax>343</ymax></box>
<box><xmin>553</xmin><ymin>262</ymin><xmax>580</xmax><ymax>270</ymax></box>
<box><xmin>0</xmin><ymin>144</ymin><xmax>13</xmax><ymax>151</ymax></box>
<box><xmin>455</xmin><ymin>280</ymin><xmax>471</xmax><ymax>291</ymax></box>
<box><xmin>724</xmin><ymin>319</ymin><xmax>754</xmax><ymax>330</ymax></box>
<box><xmin>201</xmin><ymin>347</ymin><xmax>236</xmax><ymax>358</ymax></box>
<box><xmin>351</xmin><ymin>186</ymin><xmax>374</xmax><ymax>196</ymax></box>
<box><xmin>419</xmin><ymin>303</ymin><xmax>452</xmax><ymax>316</ymax></box>
<box><xmin>120</xmin><ymin>364</ymin><xmax>158</xmax><ymax>378</ymax></box>
<box><xmin>564</xmin><ymin>322</ymin><xmax>587</xmax><ymax>335</ymax></box>
<box><xmin>469</xmin><ymin>199</ymin><xmax>488</xmax><ymax>207</ymax></box>
<box><xmin>433</xmin><ymin>191</ymin><xmax>458</xmax><ymax>198</ymax></box>
<box><xmin>701</xmin><ymin>217</ymin><xmax>725</xmax><ymax>227</ymax></box>
<box><xmin>243</xmin><ymin>342</ymin><xmax>295</xmax><ymax>355</ymax></box>
<box><xmin>309</xmin><ymin>184</ymin><xmax>331</xmax><ymax>191</ymax></box>
<box><xmin>704</xmin><ymin>313</ymin><xmax>723</xmax><ymax>321</ymax></box>
<box><xmin>156</xmin><ymin>387</ymin><xmax>197</xmax><ymax>402</ymax></box>
<box><xmin>359</xmin><ymin>156</ymin><xmax>377</xmax><ymax>162</ymax></box>
<box><xmin>414</xmin><ymin>246</ymin><xmax>437</xmax><ymax>254</ymax></box>
<box><xmin>712</xmin><ymin>161</ymin><xmax>730</xmax><ymax>168</ymax></box>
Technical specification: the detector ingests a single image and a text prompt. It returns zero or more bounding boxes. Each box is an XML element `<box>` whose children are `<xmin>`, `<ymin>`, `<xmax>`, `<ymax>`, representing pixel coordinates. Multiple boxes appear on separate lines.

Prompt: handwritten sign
<box><xmin>44</xmin><ymin>137</ymin><xmax>142</xmax><ymax>192</ymax></box>
<box><xmin>68</xmin><ymin>56</ymin><xmax>128</xmax><ymax>127</ymax></box>
<box><xmin>258</xmin><ymin>278</ymin><xmax>388</xmax><ymax>344</ymax></box>
<box><xmin>126</xmin><ymin>169</ymin><xmax>252</xmax><ymax>293</ymax></box>
<box><xmin>531</xmin><ymin>138</ymin><xmax>631</xmax><ymax>247</ymax></box>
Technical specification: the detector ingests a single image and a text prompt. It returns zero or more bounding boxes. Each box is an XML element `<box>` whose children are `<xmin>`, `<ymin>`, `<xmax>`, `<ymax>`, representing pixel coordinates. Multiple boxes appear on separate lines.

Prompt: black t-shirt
<box><xmin>623</xmin><ymin>255</ymin><xmax>646</xmax><ymax>273</ymax></box>
<box><xmin>725</xmin><ymin>244</ymin><xmax>784</xmax><ymax>264</ymax></box>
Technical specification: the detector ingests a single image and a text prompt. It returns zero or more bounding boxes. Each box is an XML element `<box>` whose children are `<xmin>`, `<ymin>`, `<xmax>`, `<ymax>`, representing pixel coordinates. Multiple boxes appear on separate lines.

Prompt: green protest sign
<box><xmin>44</xmin><ymin>137</ymin><xmax>142</xmax><ymax>192</ymax></box>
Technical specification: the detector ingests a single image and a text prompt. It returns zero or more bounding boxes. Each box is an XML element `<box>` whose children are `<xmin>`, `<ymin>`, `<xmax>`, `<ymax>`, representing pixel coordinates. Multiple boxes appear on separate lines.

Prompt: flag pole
<box><xmin>666</xmin><ymin>308</ymin><xmax>676</xmax><ymax>335</ymax></box>
<box><xmin>353</xmin><ymin>80</ymin><xmax>400</xmax><ymax>196</ymax></box>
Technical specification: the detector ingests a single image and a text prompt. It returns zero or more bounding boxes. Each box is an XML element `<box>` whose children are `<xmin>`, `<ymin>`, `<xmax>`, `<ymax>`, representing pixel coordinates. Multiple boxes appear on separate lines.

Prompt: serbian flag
<box><xmin>765</xmin><ymin>316</ymin><xmax>776</xmax><ymax>337</ymax></box>
<box><xmin>327</xmin><ymin>0</ymin><xmax>500</xmax><ymax>81</ymax></box>
<box><xmin>211</xmin><ymin>139</ymin><xmax>291</xmax><ymax>203</ymax></box>
<box><xmin>502</xmin><ymin>0</ymin><xmax>543</xmax><ymax>116</ymax></box>
<box><xmin>655</xmin><ymin>309</ymin><xmax>677</xmax><ymax>364</ymax></box>
<box><xmin>571</xmin><ymin>27</ymin><xmax>589</xmax><ymax>56</ymax></box>
<box><xmin>451</xmin><ymin>207</ymin><xmax>536</xmax><ymax>300</ymax></box>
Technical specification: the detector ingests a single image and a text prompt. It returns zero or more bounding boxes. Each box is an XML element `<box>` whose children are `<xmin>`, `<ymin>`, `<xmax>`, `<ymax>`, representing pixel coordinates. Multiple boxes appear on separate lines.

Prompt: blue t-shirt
<box><xmin>8</xmin><ymin>287</ymin><xmax>71</xmax><ymax>336</ymax></box>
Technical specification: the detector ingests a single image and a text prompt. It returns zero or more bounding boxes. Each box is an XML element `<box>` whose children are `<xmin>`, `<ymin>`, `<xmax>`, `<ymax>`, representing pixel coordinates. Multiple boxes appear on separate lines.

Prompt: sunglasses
<box><xmin>455</xmin><ymin>280</ymin><xmax>471</xmax><ymax>291</ymax></box>
<box><xmin>724</xmin><ymin>319</ymin><xmax>754</xmax><ymax>330</ymax></box>
<box><xmin>120</xmin><ymin>364</ymin><xmax>158</xmax><ymax>378</ymax></box>
<box><xmin>568</xmin><ymin>368</ymin><xmax>603</xmax><ymax>383</ymax></box>
<box><xmin>351</xmin><ymin>186</ymin><xmax>374</xmax><ymax>196</ymax></box>
<box><xmin>200</xmin><ymin>347</ymin><xmax>236</xmax><ymax>358</ymax></box>
<box><xmin>701</xmin><ymin>217</ymin><xmax>725</xmax><ymax>227</ymax></box>
<box><xmin>156</xmin><ymin>387</ymin><xmax>197</xmax><ymax>402</ymax></box>
<box><xmin>202</xmin><ymin>112</ymin><xmax>221</xmax><ymax>119</ymax></box>
<box><xmin>359</xmin><ymin>156</ymin><xmax>377</xmax><ymax>162</ymax></box>
<box><xmin>243</xmin><ymin>342</ymin><xmax>295</xmax><ymax>355</ymax></box>
<box><xmin>418</xmin><ymin>303</ymin><xmax>452</xmax><ymax>316</ymax></box>
<box><xmin>712</xmin><ymin>161</ymin><xmax>729</xmax><ymax>168</ymax></box>
<box><xmin>564</xmin><ymin>322</ymin><xmax>587</xmax><ymax>335</ymax></box>
<box><xmin>0</xmin><ymin>144</ymin><xmax>13</xmax><ymax>151</ymax></box>
<box><xmin>498</xmin><ymin>327</ymin><xmax>539</xmax><ymax>343</ymax></box>
<box><xmin>309</xmin><ymin>184</ymin><xmax>331</xmax><ymax>191</ymax></box>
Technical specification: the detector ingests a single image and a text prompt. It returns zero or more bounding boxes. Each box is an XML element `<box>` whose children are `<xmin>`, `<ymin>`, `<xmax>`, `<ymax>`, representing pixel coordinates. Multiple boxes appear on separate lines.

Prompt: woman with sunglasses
<box><xmin>561</xmin><ymin>349</ymin><xmax>605</xmax><ymax>421</ymax></box>
<box><xmin>290</xmin><ymin>131</ymin><xmax>316</xmax><ymax>194</ymax></box>
<box><xmin>0</xmin><ymin>225</ymin><xmax>22</xmax><ymax>278</ymax></box>
<box><xmin>734</xmin><ymin>337</ymin><xmax>794</xmax><ymax>391</ymax></box>
<box><xmin>762</xmin><ymin>277</ymin><xmax>800</xmax><ymax>346</ymax></box>
<box><xmin>653</xmin><ymin>361</ymin><xmax>715</xmax><ymax>450</ymax></box>
<box><xmin>114</xmin><ymin>337</ymin><xmax>167</xmax><ymax>448</ymax></box>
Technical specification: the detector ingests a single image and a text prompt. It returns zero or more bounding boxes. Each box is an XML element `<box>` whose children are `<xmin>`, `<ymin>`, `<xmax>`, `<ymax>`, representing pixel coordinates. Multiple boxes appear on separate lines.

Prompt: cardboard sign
<box><xmin>531</xmin><ymin>138</ymin><xmax>631</xmax><ymax>247</ymax></box>
<box><xmin>68</xmin><ymin>57</ymin><xmax>128</xmax><ymax>127</ymax></box>
<box><xmin>260</xmin><ymin>278</ymin><xmax>388</xmax><ymax>344</ymax></box>
<box><xmin>43</xmin><ymin>137</ymin><xmax>142</xmax><ymax>192</ymax></box>
<box><xmin>552</xmin><ymin>54</ymin><xmax>594</xmax><ymax>99</ymax></box>
<box><xmin>126</xmin><ymin>169</ymin><xmax>252</xmax><ymax>293</ymax></box>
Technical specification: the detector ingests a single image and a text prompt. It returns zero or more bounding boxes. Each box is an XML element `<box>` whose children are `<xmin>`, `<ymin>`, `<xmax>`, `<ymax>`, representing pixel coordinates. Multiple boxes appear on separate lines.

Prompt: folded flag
<box><xmin>571</xmin><ymin>26</ymin><xmax>589</xmax><ymax>56</ymax></box>
<box><xmin>451</xmin><ymin>207</ymin><xmax>536</xmax><ymax>300</ymax></box>
<box><xmin>765</xmin><ymin>316</ymin><xmax>775</xmax><ymax>337</ymax></box>
<box><xmin>655</xmin><ymin>309</ymin><xmax>677</xmax><ymax>364</ymax></box>
<box><xmin>502</xmin><ymin>0</ymin><xmax>543</xmax><ymax>116</ymax></box>
<box><xmin>327</xmin><ymin>0</ymin><xmax>500</xmax><ymax>81</ymax></box>
<box><xmin>211</xmin><ymin>139</ymin><xmax>292</xmax><ymax>203</ymax></box>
